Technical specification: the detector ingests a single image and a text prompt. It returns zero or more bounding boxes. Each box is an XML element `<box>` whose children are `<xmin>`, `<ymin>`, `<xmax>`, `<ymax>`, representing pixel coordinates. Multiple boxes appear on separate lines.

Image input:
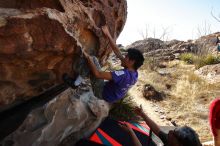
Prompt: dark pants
<box><xmin>73</xmin><ymin>56</ymin><xmax>105</xmax><ymax>99</ymax></box>
<box><xmin>90</xmin><ymin>57</ymin><xmax>105</xmax><ymax>99</ymax></box>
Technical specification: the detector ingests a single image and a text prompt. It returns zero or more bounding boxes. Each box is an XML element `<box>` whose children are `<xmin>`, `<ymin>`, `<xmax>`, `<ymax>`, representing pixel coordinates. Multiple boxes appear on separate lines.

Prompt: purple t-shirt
<box><xmin>102</xmin><ymin>69</ymin><xmax>138</xmax><ymax>103</ymax></box>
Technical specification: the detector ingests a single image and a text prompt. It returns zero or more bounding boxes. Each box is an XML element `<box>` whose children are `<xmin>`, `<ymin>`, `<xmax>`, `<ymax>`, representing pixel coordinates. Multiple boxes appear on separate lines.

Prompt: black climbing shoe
<box><xmin>62</xmin><ymin>73</ymin><xmax>78</xmax><ymax>89</ymax></box>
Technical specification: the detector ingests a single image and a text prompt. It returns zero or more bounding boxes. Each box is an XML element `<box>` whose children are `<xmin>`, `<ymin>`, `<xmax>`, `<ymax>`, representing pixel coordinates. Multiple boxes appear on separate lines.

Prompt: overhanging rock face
<box><xmin>0</xmin><ymin>0</ymin><xmax>127</xmax><ymax>107</ymax></box>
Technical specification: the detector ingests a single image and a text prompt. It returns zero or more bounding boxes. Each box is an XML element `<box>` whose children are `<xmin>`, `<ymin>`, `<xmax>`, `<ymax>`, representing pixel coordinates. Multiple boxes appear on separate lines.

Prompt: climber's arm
<box><xmin>134</xmin><ymin>106</ymin><xmax>160</xmax><ymax>135</ymax></box>
<box><xmin>101</xmin><ymin>25</ymin><xmax>125</xmax><ymax>64</ymax></box>
<box><xmin>83</xmin><ymin>50</ymin><xmax>112</xmax><ymax>80</ymax></box>
<box><xmin>119</xmin><ymin>123</ymin><xmax>142</xmax><ymax>146</ymax></box>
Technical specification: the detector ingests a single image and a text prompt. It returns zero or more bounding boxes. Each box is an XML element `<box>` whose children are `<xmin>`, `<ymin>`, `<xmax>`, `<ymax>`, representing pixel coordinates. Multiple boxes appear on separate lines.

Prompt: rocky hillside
<box><xmin>122</xmin><ymin>32</ymin><xmax>220</xmax><ymax>143</ymax></box>
<box><xmin>126</xmin><ymin>32</ymin><xmax>220</xmax><ymax>60</ymax></box>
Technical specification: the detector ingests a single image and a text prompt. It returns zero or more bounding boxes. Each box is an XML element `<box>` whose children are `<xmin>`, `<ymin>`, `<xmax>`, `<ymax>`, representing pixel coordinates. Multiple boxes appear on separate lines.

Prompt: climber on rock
<box><xmin>63</xmin><ymin>25</ymin><xmax>144</xmax><ymax>103</ymax></box>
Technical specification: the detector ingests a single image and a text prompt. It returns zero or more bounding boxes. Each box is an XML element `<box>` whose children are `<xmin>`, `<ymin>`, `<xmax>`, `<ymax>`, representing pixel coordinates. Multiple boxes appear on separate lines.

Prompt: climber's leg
<box><xmin>64</xmin><ymin>55</ymin><xmax>89</xmax><ymax>88</ymax></box>
<box><xmin>62</xmin><ymin>73</ymin><xmax>82</xmax><ymax>89</ymax></box>
<box><xmin>71</xmin><ymin>54</ymin><xmax>104</xmax><ymax>98</ymax></box>
<box><xmin>90</xmin><ymin>56</ymin><xmax>105</xmax><ymax>99</ymax></box>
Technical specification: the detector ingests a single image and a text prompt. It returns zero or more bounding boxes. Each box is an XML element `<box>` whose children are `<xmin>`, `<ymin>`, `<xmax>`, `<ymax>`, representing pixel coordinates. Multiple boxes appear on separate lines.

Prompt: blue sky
<box><xmin>117</xmin><ymin>0</ymin><xmax>220</xmax><ymax>46</ymax></box>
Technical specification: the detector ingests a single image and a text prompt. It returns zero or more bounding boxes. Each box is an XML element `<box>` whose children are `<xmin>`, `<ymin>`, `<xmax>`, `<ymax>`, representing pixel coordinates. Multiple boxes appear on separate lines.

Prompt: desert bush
<box><xmin>109</xmin><ymin>94</ymin><xmax>140</xmax><ymax>122</ymax></box>
<box><xmin>180</xmin><ymin>53</ymin><xmax>220</xmax><ymax>68</ymax></box>
<box><xmin>180</xmin><ymin>53</ymin><xmax>195</xmax><ymax>64</ymax></box>
<box><xmin>120</xmin><ymin>48</ymin><xmax>127</xmax><ymax>52</ymax></box>
<box><xmin>203</xmin><ymin>54</ymin><xmax>220</xmax><ymax>64</ymax></box>
<box><xmin>195</xmin><ymin>54</ymin><xmax>220</xmax><ymax>68</ymax></box>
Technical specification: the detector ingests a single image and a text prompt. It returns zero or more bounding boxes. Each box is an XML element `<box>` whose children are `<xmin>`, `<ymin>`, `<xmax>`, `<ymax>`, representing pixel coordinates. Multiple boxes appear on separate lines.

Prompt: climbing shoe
<box><xmin>74</xmin><ymin>75</ymin><xmax>84</xmax><ymax>86</ymax></box>
<box><xmin>62</xmin><ymin>73</ymin><xmax>78</xmax><ymax>89</ymax></box>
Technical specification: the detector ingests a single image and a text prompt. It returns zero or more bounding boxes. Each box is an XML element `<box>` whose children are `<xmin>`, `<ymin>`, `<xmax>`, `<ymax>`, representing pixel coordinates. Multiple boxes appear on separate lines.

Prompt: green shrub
<box><xmin>109</xmin><ymin>95</ymin><xmax>140</xmax><ymax>122</ymax></box>
<box><xmin>204</xmin><ymin>55</ymin><xmax>220</xmax><ymax>64</ymax></box>
<box><xmin>120</xmin><ymin>48</ymin><xmax>127</xmax><ymax>52</ymax></box>
<box><xmin>180</xmin><ymin>53</ymin><xmax>220</xmax><ymax>68</ymax></box>
<box><xmin>195</xmin><ymin>54</ymin><xmax>220</xmax><ymax>68</ymax></box>
<box><xmin>180</xmin><ymin>53</ymin><xmax>195</xmax><ymax>64</ymax></box>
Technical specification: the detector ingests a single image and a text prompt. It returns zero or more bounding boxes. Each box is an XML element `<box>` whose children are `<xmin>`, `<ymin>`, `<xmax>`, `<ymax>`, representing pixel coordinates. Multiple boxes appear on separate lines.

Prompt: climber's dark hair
<box><xmin>127</xmin><ymin>48</ymin><xmax>144</xmax><ymax>70</ymax></box>
<box><xmin>175</xmin><ymin>126</ymin><xmax>202</xmax><ymax>146</ymax></box>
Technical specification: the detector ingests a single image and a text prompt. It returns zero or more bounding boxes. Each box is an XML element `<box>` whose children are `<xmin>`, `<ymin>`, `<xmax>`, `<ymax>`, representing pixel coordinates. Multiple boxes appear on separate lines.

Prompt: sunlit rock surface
<box><xmin>0</xmin><ymin>0</ymin><xmax>127</xmax><ymax>107</ymax></box>
<box><xmin>126</xmin><ymin>32</ymin><xmax>220</xmax><ymax>61</ymax></box>
<box><xmin>195</xmin><ymin>64</ymin><xmax>220</xmax><ymax>84</ymax></box>
<box><xmin>1</xmin><ymin>87</ymin><xmax>110</xmax><ymax>146</ymax></box>
<box><xmin>126</xmin><ymin>38</ymin><xmax>193</xmax><ymax>60</ymax></box>
<box><xmin>195</xmin><ymin>32</ymin><xmax>220</xmax><ymax>54</ymax></box>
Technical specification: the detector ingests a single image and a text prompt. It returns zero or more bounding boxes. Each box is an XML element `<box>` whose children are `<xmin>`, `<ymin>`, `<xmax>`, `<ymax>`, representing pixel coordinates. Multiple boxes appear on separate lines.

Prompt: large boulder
<box><xmin>194</xmin><ymin>64</ymin><xmax>220</xmax><ymax>84</ymax></box>
<box><xmin>0</xmin><ymin>0</ymin><xmax>127</xmax><ymax>107</ymax></box>
<box><xmin>126</xmin><ymin>38</ymin><xmax>192</xmax><ymax>61</ymax></box>
<box><xmin>1</xmin><ymin>87</ymin><xmax>110</xmax><ymax>146</ymax></box>
<box><xmin>125</xmin><ymin>32</ymin><xmax>220</xmax><ymax>61</ymax></box>
<box><xmin>195</xmin><ymin>32</ymin><xmax>220</xmax><ymax>54</ymax></box>
<box><xmin>126</xmin><ymin>38</ymin><xmax>167</xmax><ymax>53</ymax></box>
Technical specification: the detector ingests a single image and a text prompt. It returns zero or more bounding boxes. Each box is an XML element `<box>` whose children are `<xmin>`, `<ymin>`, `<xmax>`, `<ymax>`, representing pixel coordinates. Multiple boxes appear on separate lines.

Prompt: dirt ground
<box><xmin>129</xmin><ymin>81</ymin><xmax>170</xmax><ymax>126</ymax></box>
<box><xmin>128</xmin><ymin>60</ymin><xmax>220</xmax><ymax>143</ymax></box>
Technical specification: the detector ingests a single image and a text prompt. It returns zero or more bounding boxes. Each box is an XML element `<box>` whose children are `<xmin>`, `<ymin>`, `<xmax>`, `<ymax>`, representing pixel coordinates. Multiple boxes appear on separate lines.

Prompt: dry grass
<box><xmin>140</xmin><ymin>59</ymin><xmax>220</xmax><ymax>142</ymax></box>
<box><xmin>166</xmin><ymin>72</ymin><xmax>214</xmax><ymax>141</ymax></box>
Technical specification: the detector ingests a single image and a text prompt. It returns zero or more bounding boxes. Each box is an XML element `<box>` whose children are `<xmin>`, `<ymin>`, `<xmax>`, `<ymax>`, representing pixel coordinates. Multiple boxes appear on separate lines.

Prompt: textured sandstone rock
<box><xmin>126</xmin><ymin>38</ymin><xmax>167</xmax><ymax>53</ymax></box>
<box><xmin>195</xmin><ymin>32</ymin><xmax>220</xmax><ymax>54</ymax></box>
<box><xmin>126</xmin><ymin>38</ymin><xmax>191</xmax><ymax>61</ymax></box>
<box><xmin>0</xmin><ymin>0</ymin><xmax>127</xmax><ymax>107</ymax></box>
<box><xmin>194</xmin><ymin>64</ymin><xmax>220</xmax><ymax>84</ymax></box>
<box><xmin>1</xmin><ymin>87</ymin><xmax>110</xmax><ymax>146</ymax></box>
